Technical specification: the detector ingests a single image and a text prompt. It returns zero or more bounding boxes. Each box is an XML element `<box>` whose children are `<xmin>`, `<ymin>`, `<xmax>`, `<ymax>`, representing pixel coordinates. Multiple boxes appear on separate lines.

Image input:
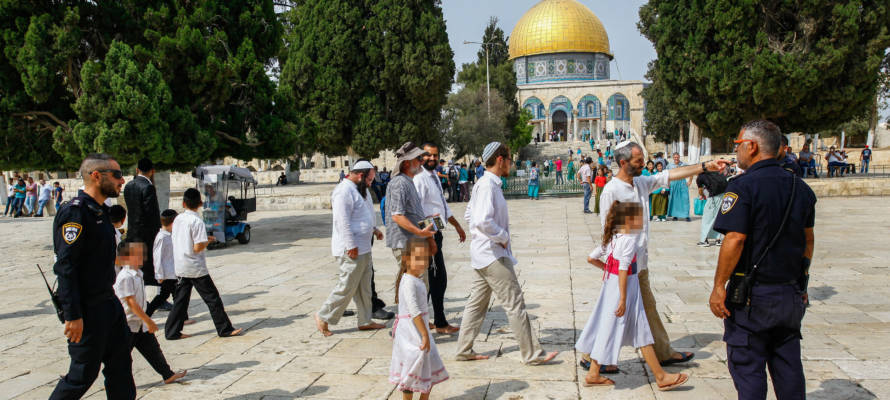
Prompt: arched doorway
<box><xmin>552</xmin><ymin>110</ymin><xmax>567</xmax><ymax>141</ymax></box>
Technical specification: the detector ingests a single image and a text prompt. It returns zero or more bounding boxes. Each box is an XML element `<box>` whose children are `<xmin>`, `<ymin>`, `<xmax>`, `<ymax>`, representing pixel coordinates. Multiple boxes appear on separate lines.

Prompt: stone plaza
<box><xmin>0</xmin><ymin>194</ymin><xmax>888</xmax><ymax>399</ymax></box>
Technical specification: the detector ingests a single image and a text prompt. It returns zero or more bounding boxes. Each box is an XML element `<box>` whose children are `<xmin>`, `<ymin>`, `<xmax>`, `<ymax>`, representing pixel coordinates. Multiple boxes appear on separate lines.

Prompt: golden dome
<box><xmin>509</xmin><ymin>0</ymin><xmax>612</xmax><ymax>60</ymax></box>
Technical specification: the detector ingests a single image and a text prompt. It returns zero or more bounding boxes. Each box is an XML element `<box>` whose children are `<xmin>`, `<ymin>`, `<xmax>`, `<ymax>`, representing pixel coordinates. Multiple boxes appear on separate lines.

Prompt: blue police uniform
<box><xmin>713</xmin><ymin>159</ymin><xmax>816</xmax><ymax>400</ymax></box>
<box><xmin>781</xmin><ymin>155</ymin><xmax>802</xmax><ymax>177</ymax></box>
<box><xmin>50</xmin><ymin>191</ymin><xmax>136</xmax><ymax>399</ymax></box>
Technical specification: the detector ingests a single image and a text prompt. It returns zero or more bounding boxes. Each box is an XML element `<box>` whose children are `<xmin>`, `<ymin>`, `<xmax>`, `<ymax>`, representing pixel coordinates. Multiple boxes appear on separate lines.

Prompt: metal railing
<box><xmin>502</xmin><ymin>175</ymin><xmax>586</xmax><ymax>197</ymax></box>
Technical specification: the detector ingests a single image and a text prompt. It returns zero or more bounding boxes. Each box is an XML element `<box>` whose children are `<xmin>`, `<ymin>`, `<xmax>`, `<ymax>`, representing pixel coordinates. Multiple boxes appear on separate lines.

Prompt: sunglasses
<box><xmin>94</xmin><ymin>169</ymin><xmax>123</xmax><ymax>179</ymax></box>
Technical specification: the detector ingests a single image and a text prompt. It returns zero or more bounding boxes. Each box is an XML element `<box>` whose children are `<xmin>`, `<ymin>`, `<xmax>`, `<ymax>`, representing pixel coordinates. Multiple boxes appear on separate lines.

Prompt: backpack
<box><xmin>448</xmin><ymin>166</ymin><xmax>459</xmax><ymax>180</ymax></box>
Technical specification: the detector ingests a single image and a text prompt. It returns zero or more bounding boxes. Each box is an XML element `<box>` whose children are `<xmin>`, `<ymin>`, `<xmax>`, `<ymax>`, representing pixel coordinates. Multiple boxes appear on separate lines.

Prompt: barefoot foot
<box><xmin>528</xmin><ymin>351</ymin><xmax>559</xmax><ymax>365</ymax></box>
<box><xmin>164</xmin><ymin>370</ymin><xmax>187</xmax><ymax>384</ymax></box>
<box><xmin>223</xmin><ymin>328</ymin><xmax>243</xmax><ymax>337</ymax></box>
<box><xmin>315</xmin><ymin>313</ymin><xmax>333</xmax><ymax>337</ymax></box>
<box><xmin>358</xmin><ymin>322</ymin><xmax>386</xmax><ymax>330</ymax></box>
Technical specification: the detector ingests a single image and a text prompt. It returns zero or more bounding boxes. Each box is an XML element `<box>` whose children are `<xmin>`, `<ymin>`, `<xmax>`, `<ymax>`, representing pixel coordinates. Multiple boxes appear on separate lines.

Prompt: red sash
<box><xmin>603</xmin><ymin>254</ymin><xmax>638</xmax><ymax>280</ymax></box>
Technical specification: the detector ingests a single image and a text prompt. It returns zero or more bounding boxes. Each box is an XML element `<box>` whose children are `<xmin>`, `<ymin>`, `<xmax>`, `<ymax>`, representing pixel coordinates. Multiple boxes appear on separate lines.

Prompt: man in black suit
<box><xmin>123</xmin><ymin>159</ymin><xmax>164</xmax><ymax>297</ymax></box>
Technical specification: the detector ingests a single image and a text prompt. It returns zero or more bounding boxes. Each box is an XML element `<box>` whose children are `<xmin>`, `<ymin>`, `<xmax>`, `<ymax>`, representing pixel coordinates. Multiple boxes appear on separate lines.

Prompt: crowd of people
<box><xmin>41</xmin><ymin>118</ymin><xmax>815</xmax><ymax>399</ymax></box>
<box><xmin>3</xmin><ymin>176</ymin><xmax>64</xmax><ymax>218</ymax></box>
<box><xmin>785</xmin><ymin>142</ymin><xmax>873</xmax><ymax>178</ymax></box>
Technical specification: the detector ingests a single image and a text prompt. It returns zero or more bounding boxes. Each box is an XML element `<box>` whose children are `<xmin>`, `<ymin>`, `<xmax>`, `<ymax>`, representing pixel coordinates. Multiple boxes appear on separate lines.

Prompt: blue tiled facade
<box><xmin>514</xmin><ymin>52</ymin><xmax>611</xmax><ymax>85</ymax></box>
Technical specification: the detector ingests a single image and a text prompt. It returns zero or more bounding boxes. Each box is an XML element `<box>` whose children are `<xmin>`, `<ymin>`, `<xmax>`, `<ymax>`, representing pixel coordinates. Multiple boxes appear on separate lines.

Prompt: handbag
<box><xmin>726</xmin><ymin>176</ymin><xmax>797</xmax><ymax>307</ymax></box>
<box><xmin>693</xmin><ymin>198</ymin><xmax>706</xmax><ymax>215</ymax></box>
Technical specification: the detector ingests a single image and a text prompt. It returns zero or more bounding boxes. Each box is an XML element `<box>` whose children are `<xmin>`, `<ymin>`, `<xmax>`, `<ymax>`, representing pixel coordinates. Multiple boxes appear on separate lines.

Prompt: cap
<box><xmin>393</xmin><ymin>142</ymin><xmax>428</xmax><ymax>176</ymax></box>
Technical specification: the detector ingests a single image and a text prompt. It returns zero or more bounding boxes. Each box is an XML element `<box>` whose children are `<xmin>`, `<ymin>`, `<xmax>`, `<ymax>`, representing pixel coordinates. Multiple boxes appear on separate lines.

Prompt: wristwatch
<box><xmin>701</xmin><ymin>162</ymin><xmax>707</xmax><ymax>172</ymax></box>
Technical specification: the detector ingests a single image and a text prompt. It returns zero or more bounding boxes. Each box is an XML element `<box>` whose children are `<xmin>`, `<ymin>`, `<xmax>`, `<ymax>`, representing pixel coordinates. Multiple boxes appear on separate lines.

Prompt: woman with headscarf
<box><xmin>666</xmin><ymin>153</ymin><xmax>691</xmax><ymax>221</ymax></box>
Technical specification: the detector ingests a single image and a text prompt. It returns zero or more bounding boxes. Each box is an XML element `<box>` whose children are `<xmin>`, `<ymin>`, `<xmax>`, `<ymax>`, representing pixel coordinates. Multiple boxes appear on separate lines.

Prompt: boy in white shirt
<box><xmin>164</xmin><ymin>188</ymin><xmax>242</xmax><ymax>340</ymax></box>
<box><xmin>146</xmin><ymin>210</ymin><xmax>191</xmax><ymax>323</ymax></box>
<box><xmin>113</xmin><ymin>242</ymin><xmax>186</xmax><ymax>384</ymax></box>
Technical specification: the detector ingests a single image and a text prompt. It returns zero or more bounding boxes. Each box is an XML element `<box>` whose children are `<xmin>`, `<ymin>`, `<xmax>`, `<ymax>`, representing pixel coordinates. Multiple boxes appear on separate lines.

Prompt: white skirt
<box><xmin>389</xmin><ymin>313</ymin><xmax>449</xmax><ymax>393</ymax></box>
<box><xmin>575</xmin><ymin>273</ymin><xmax>654</xmax><ymax>366</ymax></box>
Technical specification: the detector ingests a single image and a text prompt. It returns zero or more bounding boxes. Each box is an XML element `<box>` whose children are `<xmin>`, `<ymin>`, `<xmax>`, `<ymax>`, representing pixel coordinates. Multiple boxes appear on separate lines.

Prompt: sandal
<box><xmin>579</xmin><ymin>359</ymin><xmax>620</xmax><ymax>374</ymax></box>
<box><xmin>660</xmin><ymin>352</ymin><xmax>694</xmax><ymax>366</ymax></box>
<box><xmin>657</xmin><ymin>373</ymin><xmax>688</xmax><ymax>391</ymax></box>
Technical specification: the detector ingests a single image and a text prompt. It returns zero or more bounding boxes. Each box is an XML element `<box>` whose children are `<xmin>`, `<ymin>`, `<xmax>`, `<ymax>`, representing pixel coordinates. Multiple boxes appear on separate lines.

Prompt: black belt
<box><xmin>755</xmin><ymin>279</ymin><xmax>798</xmax><ymax>286</ymax></box>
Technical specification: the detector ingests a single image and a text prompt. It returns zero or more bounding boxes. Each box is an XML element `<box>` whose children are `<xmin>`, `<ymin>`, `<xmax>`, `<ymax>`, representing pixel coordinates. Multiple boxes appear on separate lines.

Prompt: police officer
<box><xmin>50</xmin><ymin>153</ymin><xmax>136</xmax><ymax>399</ymax></box>
<box><xmin>708</xmin><ymin>120</ymin><xmax>816</xmax><ymax>400</ymax></box>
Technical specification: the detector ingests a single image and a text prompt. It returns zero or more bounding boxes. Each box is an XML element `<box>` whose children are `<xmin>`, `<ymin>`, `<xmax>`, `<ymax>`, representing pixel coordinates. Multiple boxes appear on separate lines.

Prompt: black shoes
<box><xmin>159</xmin><ymin>301</ymin><xmax>173</xmax><ymax>312</ymax></box>
<box><xmin>373</xmin><ymin>309</ymin><xmax>395</xmax><ymax>320</ymax></box>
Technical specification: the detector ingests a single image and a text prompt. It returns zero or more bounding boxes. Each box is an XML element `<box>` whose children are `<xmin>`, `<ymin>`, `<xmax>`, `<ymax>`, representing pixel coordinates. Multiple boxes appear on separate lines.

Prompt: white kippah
<box><xmin>482</xmin><ymin>142</ymin><xmax>502</xmax><ymax>163</ymax></box>
<box><xmin>615</xmin><ymin>140</ymin><xmax>633</xmax><ymax>150</ymax></box>
<box><xmin>350</xmin><ymin>160</ymin><xmax>374</xmax><ymax>171</ymax></box>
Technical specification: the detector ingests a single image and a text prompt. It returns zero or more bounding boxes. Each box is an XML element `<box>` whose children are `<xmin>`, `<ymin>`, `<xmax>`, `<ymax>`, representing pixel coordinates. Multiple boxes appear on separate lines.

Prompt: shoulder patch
<box><xmin>721</xmin><ymin>192</ymin><xmax>739</xmax><ymax>214</ymax></box>
<box><xmin>62</xmin><ymin>222</ymin><xmax>83</xmax><ymax>245</ymax></box>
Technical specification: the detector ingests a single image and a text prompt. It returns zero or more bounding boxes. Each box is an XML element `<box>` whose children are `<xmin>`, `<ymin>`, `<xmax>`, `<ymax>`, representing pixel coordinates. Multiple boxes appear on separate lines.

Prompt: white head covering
<box><xmin>481</xmin><ymin>142</ymin><xmax>503</xmax><ymax>164</ymax></box>
<box><xmin>350</xmin><ymin>160</ymin><xmax>374</xmax><ymax>171</ymax></box>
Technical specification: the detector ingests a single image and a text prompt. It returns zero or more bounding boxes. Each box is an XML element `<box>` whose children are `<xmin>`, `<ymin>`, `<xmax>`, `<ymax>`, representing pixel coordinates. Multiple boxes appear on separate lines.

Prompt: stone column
<box><xmin>573</xmin><ymin>111</ymin><xmax>579</xmax><ymax>142</ymax></box>
<box><xmin>546</xmin><ymin>114</ymin><xmax>552</xmax><ymax>141</ymax></box>
<box><xmin>154</xmin><ymin>170</ymin><xmax>171</xmax><ymax>211</ymax></box>
<box><xmin>688</xmin><ymin>121</ymin><xmax>702</xmax><ymax>164</ymax></box>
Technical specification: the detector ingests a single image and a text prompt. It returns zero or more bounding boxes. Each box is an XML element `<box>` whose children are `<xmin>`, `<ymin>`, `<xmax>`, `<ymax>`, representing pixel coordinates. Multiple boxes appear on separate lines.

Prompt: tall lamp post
<box><xmin>463</xmin><ymin>40</ymin><xmax>505</xmax><ymax>117</ymax></box>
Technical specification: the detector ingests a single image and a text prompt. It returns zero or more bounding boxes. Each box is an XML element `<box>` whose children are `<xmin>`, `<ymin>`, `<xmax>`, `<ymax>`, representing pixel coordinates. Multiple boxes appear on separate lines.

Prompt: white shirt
<box><xmin>153</xmin><ymin>229</ymin><xmax>176</xmax><ymax>280</ymax></box>
<box><xmin>589</xmin><ymin>233</ymin><xmax>639</xmax><ymax>271</ymax></box>
<box><xmin>827</xmin><ymin>152</ymin><xmax>842</xmax><ymax>163</ymax></box>
<box><xmin>6</xmin><ymin>184</ymin><xmax>13</xmax><ymax>197</ymax></box>
<box><xmin>172</xmin><ymin>209</ymin><xmax>209</xmax><ymax>278</ymax></box>
<box><xmin>38</xmin><ymin>184</ymin><xmax>52</xmax><ymax>201</ymax></box>
<box><xmin>113</xmin><ymin>266</ymin><xmax>147</xmax><ymax>333</ymax></box>
<box><xmin>331</xmin><ymin>179</ymin><xmax>376</xmax><ymax>256</ymax></box>
<box><xmin>465</xmin><ymin>171</ymin><xmax>516</xmax><ymax>269</ymax></box>
<box><xmin>598</xmin><ymin>172</ymin><xmax>670</xmax><ymax>271</ymax></box>
<box><xmin>413</xmin><ymin>168</ymin><xmax>453</xmax><ymax>232</ymax></box>
<box><xmin>578</xmin><ymin>164</ymin><xmax>592</xmax><ymax>184</ymax></box>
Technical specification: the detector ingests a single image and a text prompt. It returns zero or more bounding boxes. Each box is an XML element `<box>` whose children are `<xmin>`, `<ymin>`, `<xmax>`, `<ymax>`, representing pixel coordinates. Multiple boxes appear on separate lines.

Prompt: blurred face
<box><xmin>656</xmin><ymin>163</ymin><xmax>664</xmax><ymax>172</ymax></box>
<box><xmin>129</xmin><ymin>244</ymin><xmax>145</xmax><ymax>268</ymax></box>
<box><xmin>406</xmin><ymin>243</ymin><xmax>430</xmax><ymax>275</ymax></box>
<box><xmin>673</xmin><ymin>153</ymin><xmax>680</xmax><ymax>164</ymax></box>
<box><xmin>625</xmin><ymin>211</ymin><xmax>644</xmax><ymax>232</ymax></box>
<box><xmin>422</xmin><ymin>146</ymin><xmax>439</xmax><ymax>170</ymax></box>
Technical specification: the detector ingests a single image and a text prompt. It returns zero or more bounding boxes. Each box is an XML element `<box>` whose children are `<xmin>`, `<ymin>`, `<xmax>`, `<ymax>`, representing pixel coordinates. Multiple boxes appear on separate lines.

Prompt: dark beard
<box><xmin>357</xmin><ymin>181</ymin><xmax>369</xmax><ymax>198</ymax></box>
<box><xmin>423</xmin><ymin>160</ymin><xmax>436</xmax><ymax>171</ymax></box>
<box><xmin>100</xmin><ymin>177</ymin><xmax>120</xmax><ymax>198</ymax></box>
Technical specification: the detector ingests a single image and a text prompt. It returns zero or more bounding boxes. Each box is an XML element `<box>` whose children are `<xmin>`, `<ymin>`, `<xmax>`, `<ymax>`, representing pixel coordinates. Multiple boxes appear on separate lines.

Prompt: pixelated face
<box><xmin>128</xmin><ymin>243</ymin><xmax>145</xmax><ymax>268</ymax></box>
<box><xmin>406</xmin><ymin>243</ymin><xmax>430</xmax><ymax>272</ymax></box>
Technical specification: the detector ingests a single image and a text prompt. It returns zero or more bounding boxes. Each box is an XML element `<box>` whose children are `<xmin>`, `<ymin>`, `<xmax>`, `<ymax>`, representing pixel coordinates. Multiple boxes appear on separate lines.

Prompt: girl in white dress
<box><xmin>575</xmin><ymin>201</ymin><xmax>689</xmax><ymax>391</ymax></box>
<box><xmin>389</xmin><ymin>238</ymin><xmax>449</xmax><ymax>399</ymax></box>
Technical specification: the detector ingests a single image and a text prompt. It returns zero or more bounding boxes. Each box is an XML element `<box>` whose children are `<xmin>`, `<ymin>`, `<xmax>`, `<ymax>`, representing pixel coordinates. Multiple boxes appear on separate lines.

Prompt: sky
<box><xmin>442</xmin><ymin>0</ymin><xmax>656</xmax><ymax>82</ymax></box>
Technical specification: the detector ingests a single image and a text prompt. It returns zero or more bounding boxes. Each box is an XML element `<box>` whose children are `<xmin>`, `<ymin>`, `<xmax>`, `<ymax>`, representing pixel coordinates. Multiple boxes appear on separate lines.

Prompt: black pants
<box><xmin>130</xmin><ymin>330</ymin><xmax>174</xmax><ymax>380</ymax></box>
<box><xmin>146</xmin><ymin>279</ymin><xmax>179</xmax><ymax>317</ymax></box>
<box><xmin>428</xmin><ymin>232</ymin><xmax>449</xmax><ymax>328</ymax></box>
<box><xmin>50</xmin><ymin>298</ymin><xmax>136</xmax><ymax>400</ymax></box>
<box><xmin>725</xmin><ymin>284</ymin><xmax>806</xmax><ymax>400</ymax></box>
<box><xmin>165</xmin><ymin>275</ymin><xmax>234</xmax><ymax>339</ymax></box>
<box><xmin>371</xmin><ymin>265</ymin><xmax>386</xmax><ymax>313</ymax></box>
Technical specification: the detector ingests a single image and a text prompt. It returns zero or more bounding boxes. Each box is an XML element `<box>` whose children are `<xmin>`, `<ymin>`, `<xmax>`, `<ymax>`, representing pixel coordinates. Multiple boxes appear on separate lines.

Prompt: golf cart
<box><xmin>193</xmin><ymin>165</ymin><xmax>257</xmax><ymax>249</ymax></box>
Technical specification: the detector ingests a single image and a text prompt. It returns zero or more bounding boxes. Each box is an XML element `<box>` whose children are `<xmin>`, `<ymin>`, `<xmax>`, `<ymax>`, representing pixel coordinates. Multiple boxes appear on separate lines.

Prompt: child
<box><xmin>593</xmin><ymin>166</ymin><xmax>608</xmax><ymax>214</ymax></box>
<box><xmin>575</xmin><ymin>201</ymin><xmax>688</xmax><ymax>391</ymax></box>
<box><xmin>109</xmin><ymin>205</ymin><xmax>127</xmax><ymax>247</ymax></box>
<box><xmin>165</xmin><ymin>188</ymin><xmax>242</xmax><ymax>340</ymax></box>
<box><xmin>650</xmin><ymin>163</ymin><xmax>669</xmax><ymax>221</ymax></box>
<box><xmin>389</xmin><ymin>238</ymin><xmax>448</xmax><ymax>398</ymax></box>
<box><xmin>113</xmin><ymin>242</ymin><xmax>187</xmax><ymax>384</ymax></box>
<box><xmin>146</xmin><ymin>210</ymin><xmax>191</xmax><ymax>324</ymax></box>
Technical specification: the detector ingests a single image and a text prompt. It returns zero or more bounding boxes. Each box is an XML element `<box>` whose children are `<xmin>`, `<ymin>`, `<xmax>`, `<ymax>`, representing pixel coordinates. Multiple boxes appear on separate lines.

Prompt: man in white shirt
<box><xmin>415</xmin><ymin>143</ymin><xmax>467</xmax><ymax>334</ymax></box>
<box><xmin>35</xmin><ymin>178</ymin><xmax>54</xmax><ymax>217</ymax></box>
<box><xmin>593</xmin><ymin>141</ymin><xmax>728</xmax><ymax>371</ymax></box>
<box><xmin>578</xmin><ymin>158</ymin><xmax>593</xmax><ymax>214</ymax></box>
<box><xmin>455</xmin><ymin>142</ymin><xmax>559</xmax><ymax>365</ymax></box>
<box><xmin>315</xmin><ymin>160</ymin><xmax>386</xmax><ymax>337</ymax></box>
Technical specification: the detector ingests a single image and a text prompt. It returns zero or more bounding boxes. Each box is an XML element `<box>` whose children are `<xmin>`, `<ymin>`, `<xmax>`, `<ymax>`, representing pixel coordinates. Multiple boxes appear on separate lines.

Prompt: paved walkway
<box><xmin>0</xmin><ymin>196</ymin><xmax>887</xmax><ymax>399</ymax></box>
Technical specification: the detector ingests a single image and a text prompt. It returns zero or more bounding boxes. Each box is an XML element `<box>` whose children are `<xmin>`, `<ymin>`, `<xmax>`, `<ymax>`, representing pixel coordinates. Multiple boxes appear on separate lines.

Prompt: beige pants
<box><xmin>318</xmin><ymin>253</ymin><xmax>372</xmax><ymax>326</ymax></box>
<box><xmin>638</xmin><ymin>269</ymin><xmax>676</xmax><ymax>361</ymax></box>
<box><xmin>393</xmin><ymin>248</ymin><xmax>428</xmax><ymax>304</ymax></box>
<box><xmin>581</xmin><ymin>269</ymin><xmax>676</xmax><ymax>364</ymax></box>
<box><xmin>455</xmin><ymin>257</ymin><xmax>545</xmax><ymax>364</ymax></box>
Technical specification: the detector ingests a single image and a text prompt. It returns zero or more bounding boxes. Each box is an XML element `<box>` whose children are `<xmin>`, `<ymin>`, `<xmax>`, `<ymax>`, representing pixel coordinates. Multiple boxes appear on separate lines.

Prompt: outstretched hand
<box><xmin>707</xmin><ymin>159</ymin><xmax>731</xmax><ymax>173</ymax></box>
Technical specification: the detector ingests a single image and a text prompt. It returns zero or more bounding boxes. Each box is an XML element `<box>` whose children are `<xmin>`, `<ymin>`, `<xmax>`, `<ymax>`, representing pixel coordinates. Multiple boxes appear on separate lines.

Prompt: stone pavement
<box><xmin>0</xmin><ymin>196</ymin><xmax>888</xmax><ymax>399</ymax></box>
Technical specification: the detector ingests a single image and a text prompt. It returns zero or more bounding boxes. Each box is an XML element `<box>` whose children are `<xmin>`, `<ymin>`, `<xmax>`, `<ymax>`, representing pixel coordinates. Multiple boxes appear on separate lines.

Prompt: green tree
<box><xmin>278</xmin><ymin>0</ymin><xmax>455</xmax><ymax>158</ymax></box>
<box><xmin>1</xmin><ymin>1</ymin><xmax>286</xmax><ymax>170</ymax></box>
<box><xmin>639</xmin><ymin>0</ymin><xmax>890</xmax><ymax>138</ymax></box>
<box><xmin>440</xmin><ymin>86</ymin><xmax>510</xmax><ymax>159</ymax></box>
<box><xmin>456</xmin><ymin>17</ymin><xmax>528</xmax><ymax>151</ymax></box>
